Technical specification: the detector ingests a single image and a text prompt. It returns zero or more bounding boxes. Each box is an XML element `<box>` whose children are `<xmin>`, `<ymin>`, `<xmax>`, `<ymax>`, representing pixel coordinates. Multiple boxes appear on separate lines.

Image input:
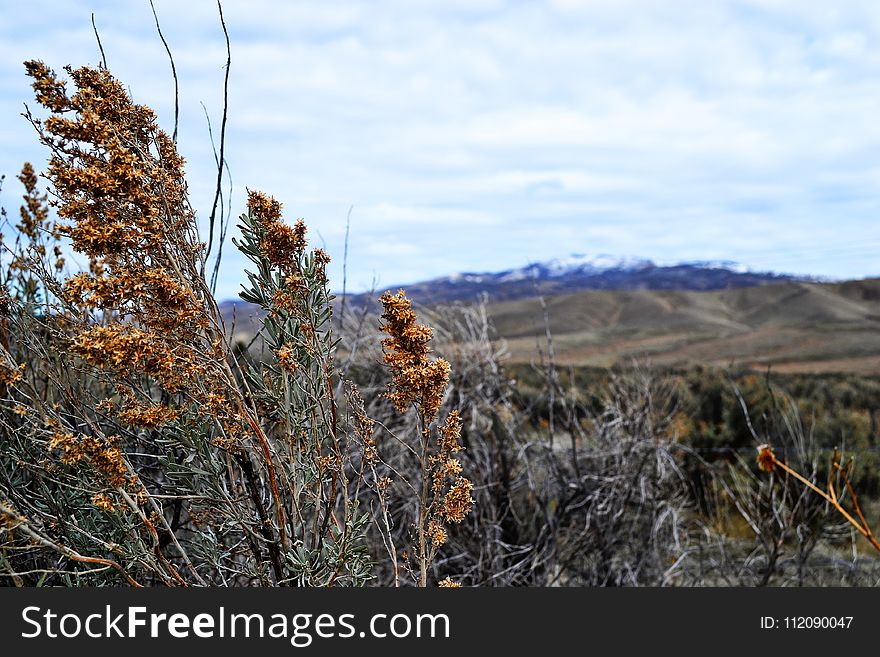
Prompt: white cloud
<box><xmin>2</xmin><ymin>0</ymin><xmax>880</xmax><ymax>297</ymax></box>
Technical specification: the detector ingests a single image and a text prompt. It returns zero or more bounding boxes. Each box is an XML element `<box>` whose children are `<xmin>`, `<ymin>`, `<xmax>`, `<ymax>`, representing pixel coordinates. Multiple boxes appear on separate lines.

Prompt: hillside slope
<box><xmin>488</xmin><ymin>279</ymin><xmax>880</xmax><ymax>373</ymax></box>
<box><xmin>221</xmin><ymin>274</ymin><xmax>880</xmax><ymax>374</ymax></box>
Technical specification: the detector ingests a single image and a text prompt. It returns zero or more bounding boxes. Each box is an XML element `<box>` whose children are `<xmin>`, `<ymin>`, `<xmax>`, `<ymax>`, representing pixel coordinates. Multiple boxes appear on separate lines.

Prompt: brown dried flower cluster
<box><xmin>246</xmin><ymin>190</ymin><xmax>325</xmax><ymax>391</ymax></box>
<box><xmin>437</xmin><ymin>409</ymin><xmax>463</xmax><ymax>455</ymax></box>
<box><xmin>16</xmin><ymin>162</ymin><xmax>49</xmax><ymax>241</ymax></box>
<box><xmin>4</xmin><ymin>162</ymin><xmax>63</xmax><ymax>298</ymax></box>
<box><xmin>379</xmin><ymin>290</ymin><xmax>472</xmax><ymax>584</ymax></box>
<box><xmin>379</xmin><ymin>289</ymin><xmax>451</xmax><ymax>423</ymax></box>
<box><xmin>430</xmin><ymin>410</ymin><xmax>472</xmax><ymax>530</ymax></box>
<box><xmin>442</xmin><ymin>478</ymin><xmax>474</xmax><ymax>524</ymax></box>
<box><xmin>248</xmin><ymin>190</ymin><xmax>307</xmax><ymax>270</ymax></box>
<box><xmin>261</xmin><ymin>221</ymin><xmax>306</xmax><ymax>268</ymax></box>
<box><xmin>70</xmin><ymin>325</ymin><xmax>198</xmax><ymax>393</ymax></box>
<box><xmin>437</xmin><ymin>576</ymin><xmax>461</xmax><ymax>588</ymax></box>
<box><xmin>344</xmin><ymin>384</ymin><xmax>382</xmax><ymax>474</ymax></box>
<box><xmin>274</xmin><ymin>343</ymin><xmax>299</xmax><ymax>373</ymax></box>
<box><xmin>48</xmin><ymin>431</ymin><xmax>129</xmax><ymax>489</ymax></box>
<box><xmin>25</xmin><ymin>62</ymin><xmax>189</xmax><ymax>255</ymax></box>
<box><xmin>91</xmin><ymin>493</ymin><xmax>117</xmax><ymax>512</ymax></box>
<box><xmin>313</xmin><ymin>248</ymin><xmax>331</xmax><ymax>283</ymax></box>
<box><xmin>0</xmin><ymin>363</ymin><xmax>25</xmax><ymax>387</ymax></box>
<box><xmin>63</xmin><ymin>268</ymin><xmax>198</xmax><ymax>321</ymax></box>
<box><xmin>118</xmin><ymin>403</ymin><xmax>181</xmax><ymax>428</ymax></box>
<box><xmin>428</xmin><ymin>519</ymin><xmax>447</xmax><ymax>547</ymax></box>
<box><xmin>245</xmin><ymin>189</ymin><xmax>282</xmax><ymax>221</ymax></box>
<box><xmin>24</xmin><ymin>60</ymin><xmax>247</xmax><ymax>446</ymax></box>
<box><xmin>271</xmin><ymin>288</ymin><xmax>297</xmax><ymax>313</ymax></box>
<box><xmin>24</xmin><ymin>60</ymin><xmax>202</xmax><ymax>314</ymax></box>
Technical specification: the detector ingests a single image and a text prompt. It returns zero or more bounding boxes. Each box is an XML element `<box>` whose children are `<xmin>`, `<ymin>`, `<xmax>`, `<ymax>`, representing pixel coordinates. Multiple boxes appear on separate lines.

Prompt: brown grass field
<box><xmin>484</xmin><ymin>278</ymin><xmax>880</xmax><ymax>373</ymax></box>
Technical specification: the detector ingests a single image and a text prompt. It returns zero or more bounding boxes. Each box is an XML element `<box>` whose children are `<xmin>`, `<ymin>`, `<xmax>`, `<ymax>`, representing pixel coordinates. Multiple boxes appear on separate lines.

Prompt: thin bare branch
<box><xmin>148</xmin><ymin>0</ymin><xmax>179</xmax><ymax>142</ymax></box>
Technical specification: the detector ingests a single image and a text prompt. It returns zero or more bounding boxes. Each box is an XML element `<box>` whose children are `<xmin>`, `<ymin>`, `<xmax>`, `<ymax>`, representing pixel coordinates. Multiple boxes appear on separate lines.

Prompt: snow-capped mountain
<box><xmin>367</xmin><ymin>254</ymin><xmax>806</xmax><ymax>306</ymax></box>
<box><xmin>448</xmin><ymin>254</ymin><xmax>654</xmax><ymax>285</ymax></box>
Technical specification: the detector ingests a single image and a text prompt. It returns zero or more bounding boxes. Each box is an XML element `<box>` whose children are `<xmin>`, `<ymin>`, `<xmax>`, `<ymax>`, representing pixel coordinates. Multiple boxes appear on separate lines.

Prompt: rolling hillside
<box><xmin>488</xmin><ymin>279</ymin><xmax>880</xmax><ymax>373</ymax></box>
<box><xmin>220</xmin><ymin>254</ymin><xmax>880</xmax><ymax>374</ymax></box>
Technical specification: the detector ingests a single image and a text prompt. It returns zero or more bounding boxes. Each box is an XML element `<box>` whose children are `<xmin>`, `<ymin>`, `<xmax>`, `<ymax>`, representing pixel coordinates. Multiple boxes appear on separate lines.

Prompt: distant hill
<box><xmin>218</xmin><ymin>256</ymin><xmax>880</xmax><ymax>374</ymax></box>
<box><xmin>489</xmin><ymin>278</ymin><xmax>880</xmax><ymax>373</ymax></box>
<box><xmin>220</xmin><ymin>254</ymin><xmax>799</xmax><ymax>330</ymax></box>
<box><xmin>345</xmin><ymin>254</ymin><xmax>808</xmax><ymax>307</ymax></box>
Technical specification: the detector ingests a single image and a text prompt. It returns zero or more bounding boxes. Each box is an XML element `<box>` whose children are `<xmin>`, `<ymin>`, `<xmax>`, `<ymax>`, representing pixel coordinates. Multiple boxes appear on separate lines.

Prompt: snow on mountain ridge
<box><xmin>441</xmin><ymin>254</ymin><xmax>757</xmax><ymax>286</ymax></box>
<box><xmin>541</xmin><ymin>254</ymin><xmax>655</xmax><ymax>276</ymax></box>
<box><xmin>493</xmin><ymin>253</ymin><xmax>657</xmax><ymax>281</ymax></box>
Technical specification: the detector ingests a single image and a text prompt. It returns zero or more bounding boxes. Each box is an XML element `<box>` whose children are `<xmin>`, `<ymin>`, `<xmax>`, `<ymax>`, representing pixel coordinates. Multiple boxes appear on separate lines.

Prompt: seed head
<box><xmin>756</xmin><ymin>444</ymin><xmax>776</xmax><ymax>473</ymax></box>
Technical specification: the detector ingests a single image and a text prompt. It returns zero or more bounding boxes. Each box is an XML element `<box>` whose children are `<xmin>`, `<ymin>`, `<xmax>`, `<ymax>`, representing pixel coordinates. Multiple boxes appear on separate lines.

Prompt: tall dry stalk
<box><xmin>376</xmin><ymin>290</ymin><xmax>473</xmax><ymax>586</ymax></box>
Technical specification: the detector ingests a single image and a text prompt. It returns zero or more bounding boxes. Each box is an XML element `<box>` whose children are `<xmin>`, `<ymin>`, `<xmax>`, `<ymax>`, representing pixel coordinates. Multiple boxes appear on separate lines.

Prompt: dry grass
<box><xmin>485</xmin><ymin>280</ymin><xmax>880</xmax><ymax>371</ymax></box>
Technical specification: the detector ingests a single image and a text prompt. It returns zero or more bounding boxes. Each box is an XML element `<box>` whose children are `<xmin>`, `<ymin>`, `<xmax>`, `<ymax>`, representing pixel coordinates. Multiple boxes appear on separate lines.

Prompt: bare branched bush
<box><xmin>340</xmin><ymin>297</ymin><xmax>697</xmax><ymax>586</ymax></box>
<box><xmin>681</xmin><ymin>388</ymin><xmax>877</xmax><ymax>586</ymax></box>
<box><xmin>506</xmin><ymin>368</ymin><xmax>694</xmax><ymax>586</ymax></box>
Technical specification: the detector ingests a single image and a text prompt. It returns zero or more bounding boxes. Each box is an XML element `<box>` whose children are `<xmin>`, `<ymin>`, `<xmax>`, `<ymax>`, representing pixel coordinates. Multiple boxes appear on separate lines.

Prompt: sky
<box><xmin>1</xmin><ymin>0</ymin><xmax>880</xmax><ymax>300</ymax></box>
